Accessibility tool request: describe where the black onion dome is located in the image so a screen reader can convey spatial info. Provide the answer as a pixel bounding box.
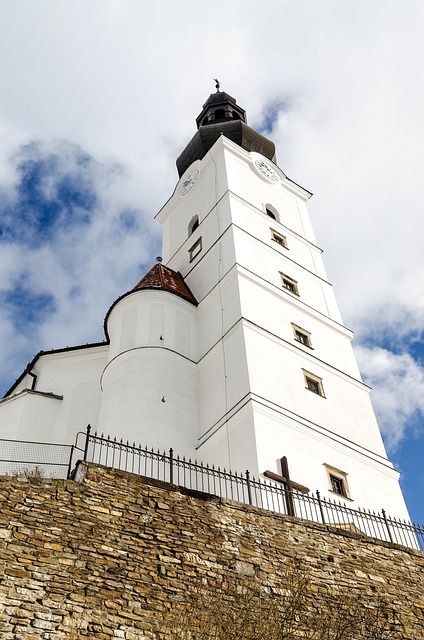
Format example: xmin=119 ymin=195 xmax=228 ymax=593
xmin=176 ymin=91 xmax=276 ymax=178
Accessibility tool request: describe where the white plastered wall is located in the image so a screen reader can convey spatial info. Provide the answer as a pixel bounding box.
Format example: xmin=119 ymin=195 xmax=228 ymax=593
xmin=99 ymin=289 xmax=199 ymax=456
xmin=0 ymin=346 xmax=108 ymax=445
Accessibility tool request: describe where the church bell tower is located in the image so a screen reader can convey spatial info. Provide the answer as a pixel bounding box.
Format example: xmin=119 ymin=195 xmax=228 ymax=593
xmin=154 ymin=88 xmax=409 ymax=519
xmin=2 ymin=87 xmax=409 ymax=522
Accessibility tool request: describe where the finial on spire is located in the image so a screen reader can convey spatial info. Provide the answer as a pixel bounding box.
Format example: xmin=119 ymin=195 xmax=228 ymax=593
xmin=213 ymin=78 xmax=221 ymax=92
xmin=156 ymin=256 xmax=162 ymax=263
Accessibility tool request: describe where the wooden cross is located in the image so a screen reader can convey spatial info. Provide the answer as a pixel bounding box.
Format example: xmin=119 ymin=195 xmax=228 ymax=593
xmin=264 ymin=456 xmax=309 ymax=517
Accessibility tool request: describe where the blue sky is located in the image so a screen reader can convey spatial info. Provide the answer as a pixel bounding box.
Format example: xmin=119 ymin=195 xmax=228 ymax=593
xmin=0 ymin=0 xmax=423 ymax=523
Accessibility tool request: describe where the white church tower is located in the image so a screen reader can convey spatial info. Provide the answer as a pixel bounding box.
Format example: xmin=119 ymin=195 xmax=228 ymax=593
xmin=0 ymin=88 xmax=410 ymax=520
xmin=151 ymin=89 xmax=409 ymax=518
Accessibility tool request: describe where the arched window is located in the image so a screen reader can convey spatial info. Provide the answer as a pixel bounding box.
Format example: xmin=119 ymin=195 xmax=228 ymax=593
xmin=188 ymin=215 xmax=200 ymax=236
xmin=214 ymin=109 xmax=225 ymax=121
xmin=265 ymin=204 xmax=279 ymax=223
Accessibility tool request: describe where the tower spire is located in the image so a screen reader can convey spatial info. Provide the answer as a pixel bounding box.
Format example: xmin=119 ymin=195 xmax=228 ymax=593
xmin=176 ymin=88 xmax=276 ymax=177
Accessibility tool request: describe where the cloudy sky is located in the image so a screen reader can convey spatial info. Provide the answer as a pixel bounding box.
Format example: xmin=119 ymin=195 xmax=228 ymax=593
xmin=0 ymin=0 xmax=423 ymax=522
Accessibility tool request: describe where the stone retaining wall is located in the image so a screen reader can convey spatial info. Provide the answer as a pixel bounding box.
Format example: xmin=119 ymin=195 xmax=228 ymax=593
xmin=0 ymin=463 xmax=423 ymax=638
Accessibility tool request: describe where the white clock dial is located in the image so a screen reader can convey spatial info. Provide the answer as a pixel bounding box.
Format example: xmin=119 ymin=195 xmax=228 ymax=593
xmin=181 ymin=169 xmax=200 ymax=196
xmin=254 ymin=159 xmax=279 ymax=182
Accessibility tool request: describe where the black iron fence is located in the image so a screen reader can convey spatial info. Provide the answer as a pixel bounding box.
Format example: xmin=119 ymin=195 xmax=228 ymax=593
xmin=1 ymin=428 xmax=423 ymax=552
xmin=77 ymin=428 xmax=424 ymax=552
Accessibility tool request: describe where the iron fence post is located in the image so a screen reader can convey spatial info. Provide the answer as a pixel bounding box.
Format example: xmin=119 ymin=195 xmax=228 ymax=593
xmin=169 ymin=448 xmax=174 ymax=485
xmin=83 ymin=424 xmax=91 ymax=461
xmin=382 ymin=509 xmax=394 ymax=543
xmin=245 ymin=470 xmax=253 ymax=505
xmin=67 ymin=445 xmax=75 ymax=479
xmin=316 ymin=490 xmax=326 ymax=524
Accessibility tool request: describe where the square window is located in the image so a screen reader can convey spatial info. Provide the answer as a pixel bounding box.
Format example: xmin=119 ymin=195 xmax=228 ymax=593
xmin=303 ymin=370 xmax=324 ymax=397
xmin=307 ymin=378 xmax=320 ymax=393
xmin=271 ymin=229 xmax=288 ymax=249
xmin=330 ymin=475 xmax=346 ymax=496
xmin=324 ymin=464 xmax=351 ymax=500
xmin=280 ymin=273 xmax=299 ymax=296
xmin=189 ymin=237 xmax=202 ymax=262
xmin=292 ymin=323 xmax=312 ymax=348
xmin=296 ymin=330 xmax=309 ymax=344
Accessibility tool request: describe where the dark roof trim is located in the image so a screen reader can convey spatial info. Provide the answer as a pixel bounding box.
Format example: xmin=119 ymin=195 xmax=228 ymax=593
xmin=1 ymin=389 xmax=64 ymax=404
xmin=3 ymin=342 xmax=108 ymax=399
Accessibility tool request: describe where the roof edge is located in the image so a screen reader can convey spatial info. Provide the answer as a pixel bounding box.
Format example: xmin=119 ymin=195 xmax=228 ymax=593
xmin=3 ymin=342 xmax=108 ymax=399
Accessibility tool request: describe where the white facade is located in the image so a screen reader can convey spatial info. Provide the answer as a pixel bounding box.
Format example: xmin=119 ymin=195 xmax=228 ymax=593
xmin=155 ymin=134 xmax=409 ymax=518
xmin=98 ymin=288 xmax=199 ymax=452
xmin=0 ymin=346 xmax=107 ymax=444
xmin=0 ymin=95 xmax=410 ymax=520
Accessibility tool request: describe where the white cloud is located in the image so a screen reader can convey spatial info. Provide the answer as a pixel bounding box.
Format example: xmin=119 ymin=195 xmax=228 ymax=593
xmin=0 ymin=138 xmax=161 ymax=393
xmin=355 ymin=345 xmax=424 ymax=451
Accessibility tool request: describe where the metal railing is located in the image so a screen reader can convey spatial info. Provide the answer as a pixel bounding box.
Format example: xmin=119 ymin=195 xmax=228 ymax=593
xmin=77 ymin=427 xmax=424 ymax=552
xmin=1 ymin=429 xmax=423 ymax=551
xmin=0 ymin=438 xmax=83 ymax=479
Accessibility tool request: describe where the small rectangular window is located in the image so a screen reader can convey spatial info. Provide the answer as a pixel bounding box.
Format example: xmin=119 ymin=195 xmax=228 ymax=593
xmin=280 ymin=273 xmax=299 ymax=296
xmin=324 ymin=464 xmax=351 ymax=500
xmin=330 ymin=475 xmax=345 ymax=496
xmin=303 ymin=370 xmax=325 ymax=397
xmin=292 ymin=323 xmax=312 ymax=348
xmin=189 ymin=237 xmax=202 ymax=262
xmin=271 ymin=229 xmax=288 ymax=249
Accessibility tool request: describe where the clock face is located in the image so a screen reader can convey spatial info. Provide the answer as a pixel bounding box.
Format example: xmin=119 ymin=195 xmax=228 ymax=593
xmin=181 ymin=169 xmax=200 ymax=196
xmin=254 ymin=159 xmax=279 ymax=182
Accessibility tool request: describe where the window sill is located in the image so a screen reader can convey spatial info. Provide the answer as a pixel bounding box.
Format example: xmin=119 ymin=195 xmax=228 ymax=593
xmin=294 ymin=339 xmax=314 ymax=350
xmin=304 ymin=387 xmax=326 ymax=398
xmin=329 ymin=490 xmax=353 ymax=502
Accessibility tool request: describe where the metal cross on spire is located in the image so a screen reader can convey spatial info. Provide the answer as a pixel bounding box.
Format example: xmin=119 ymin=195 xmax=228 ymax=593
xmin=213 ymin=78 xmax=221 ymax=91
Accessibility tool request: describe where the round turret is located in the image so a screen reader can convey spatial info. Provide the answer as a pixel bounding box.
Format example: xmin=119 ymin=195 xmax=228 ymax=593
xmin=98 ymin=263 xmax=199 ymax=454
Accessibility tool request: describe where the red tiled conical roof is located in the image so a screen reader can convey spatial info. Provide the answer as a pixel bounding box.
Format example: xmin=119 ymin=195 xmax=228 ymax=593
xmin=132 ymin=263 xmax=197 ymax=306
